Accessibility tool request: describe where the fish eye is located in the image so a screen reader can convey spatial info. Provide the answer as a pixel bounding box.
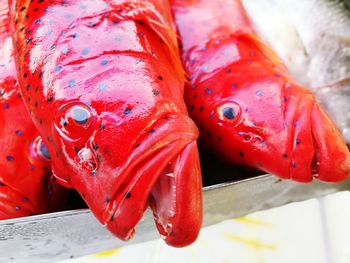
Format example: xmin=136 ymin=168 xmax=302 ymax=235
xmin=39 ymin=141 xmax=51 ymax=160
xmin=215 ymin=101 xmax=241 ymax=125
xmin=31 ymin=137 xmax=51 ymax=162
xmin=55 ymin=102 xmax=96 ymax=141
xmin=221 ymin=107 xmax=236 ymax=119
xmin=71 ymin=106 xmax=91 ymax=125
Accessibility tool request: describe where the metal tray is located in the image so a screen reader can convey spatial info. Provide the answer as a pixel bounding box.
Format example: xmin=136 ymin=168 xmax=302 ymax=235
xmin=0 ymin=174 xmax=349 ymax=263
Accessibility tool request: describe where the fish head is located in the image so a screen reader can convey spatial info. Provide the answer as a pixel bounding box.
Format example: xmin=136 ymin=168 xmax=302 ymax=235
xmin=187 ymin=34 xmax=350 ymax=183
xmin=49 ymin=83 xmax=202 ymax=246
xmin=11 ymin=0 xmax=202 ymax=245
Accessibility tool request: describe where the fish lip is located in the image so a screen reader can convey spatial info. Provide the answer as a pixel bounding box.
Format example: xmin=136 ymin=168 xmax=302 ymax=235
xmin=310 ymin=137 xmax=320 ymax=177
xmin=106 ymin=131 xmax=195 ymax=211
xmin=106 ymin=112 xmax=197 ymax=193
xmin=103 ymin=132 xmax=196 ymax=239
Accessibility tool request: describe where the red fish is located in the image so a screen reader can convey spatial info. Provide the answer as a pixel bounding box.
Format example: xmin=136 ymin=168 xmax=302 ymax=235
xmin=10 ymin=0 xmax=202 ymax=246
xmin=171 ymin=0 xmax=350 ymax=182
xmin=0 ymin=0 xmax=67 ymax=220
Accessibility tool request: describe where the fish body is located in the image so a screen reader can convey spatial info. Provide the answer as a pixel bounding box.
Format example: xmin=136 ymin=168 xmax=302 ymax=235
xmin=11 ymin=0 xmax=202 ymax=247
xmin=171 ymin=0 xmax=350 ymax=182
xmin=242 ymin=0 xmax=350 ymax=143
xmin=0 ymin=0 xmax=66 ymax=219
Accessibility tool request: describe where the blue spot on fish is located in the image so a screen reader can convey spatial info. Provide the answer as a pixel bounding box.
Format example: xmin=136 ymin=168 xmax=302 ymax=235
xmin=15 ymin=130 xmax=22 ymax=136
xmin=64 ymin=13 xmax=73 ymax=19
xmin=231 ymin=84 xmax=237 ymax=89
xmin=3 ymin=103 xmax=9 ymax=109
xmin=55 ymin=65 xmax=63 ymax=72
xmin=201 ymin=65 xmax=209 ymax=72
xmin=62 ymin=47 xmax=69 ymax=54
xmin=205 ymin=88 xmax=212 ymax=94
xmin=99 ymin=83 xmax=107 ymax=91
xmin=69 ymin=80 xmax=75 ymax=88
xmin=45 ymin=30 xmax=53 ymax=36
xmin=81 ymin=48 xmax=90 ymax=55
xmin=293 ymin=121 xmax=299 ymax=127
xmin=255 ymin=90 xmax=264 ymax=97
xmin=6 ymin=156 xmax=13 ymax=161
xmin=100 ymin=60 xmax=108 ymax=66
xmin=296 ymin=138 xmax=301 ymax=145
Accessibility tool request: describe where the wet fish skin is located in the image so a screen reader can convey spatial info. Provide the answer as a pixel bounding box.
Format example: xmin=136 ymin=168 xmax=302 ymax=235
xmin=10 ymin=0 xmax=202 ymax=247
xmin=242 ymin=0 xmax=350 ymax=143
xmin=0 ymin=0 xmax=67 ymax=219
xmin=171 ymin=0 xmax=350 ymax=183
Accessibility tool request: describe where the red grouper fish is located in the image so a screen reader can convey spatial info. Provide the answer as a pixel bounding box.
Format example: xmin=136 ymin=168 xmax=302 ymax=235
xmin=171 ymin=0 xmax=350 ymax=182
xmin=0 ymin=0 xmax=67 ymax=219
xmin=10 ymin=0 xmax=202 ymax=246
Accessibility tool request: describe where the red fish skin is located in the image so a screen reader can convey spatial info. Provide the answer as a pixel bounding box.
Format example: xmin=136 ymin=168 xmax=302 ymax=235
xmin=171 ymin=0 xmax=350 ymax=182
xmin=11 ymin=0 xmax=202 ymax=246
xmin=0 ymin=0 xmax=67 ymax=220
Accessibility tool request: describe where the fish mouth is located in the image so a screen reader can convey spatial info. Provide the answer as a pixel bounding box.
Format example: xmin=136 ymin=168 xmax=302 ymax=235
xmin=289 ymin=99 xmax=350 ymax=182
xmin=104 ymin=115 xmax=202 ymax=247
xmin=309 ymin=103 xmax=350 ymax=182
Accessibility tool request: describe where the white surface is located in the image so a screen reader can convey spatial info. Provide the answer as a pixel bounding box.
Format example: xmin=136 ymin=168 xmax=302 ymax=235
xmin=62 ymin=191 xmax=350 ymax=263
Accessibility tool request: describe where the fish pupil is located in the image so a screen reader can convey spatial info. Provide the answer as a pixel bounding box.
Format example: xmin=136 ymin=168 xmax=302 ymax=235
xmin=222 ymin=107 xmax=235 ymax=120
xmin=40 ymin=143 xmax=51 ymax=160
xmin=72 ymin=107 xmax=90 ymax=125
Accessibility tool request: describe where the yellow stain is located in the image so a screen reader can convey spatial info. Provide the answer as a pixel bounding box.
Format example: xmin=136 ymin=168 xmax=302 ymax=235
xmin=234 ymin=217 xmax=273 ymax=228
xmin=94 ymin=248 xmax=122 ymax=258
xmin=224 ymin=233 xmax=277 ymax=251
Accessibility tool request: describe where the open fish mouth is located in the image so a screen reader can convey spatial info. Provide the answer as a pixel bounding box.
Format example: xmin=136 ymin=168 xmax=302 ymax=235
xmin=104 ymin=115 xmax=202 ymax=247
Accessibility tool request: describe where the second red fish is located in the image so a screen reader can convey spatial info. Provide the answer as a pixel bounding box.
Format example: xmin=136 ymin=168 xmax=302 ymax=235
xmin=171 ymin=0 xmax=350 ymax=182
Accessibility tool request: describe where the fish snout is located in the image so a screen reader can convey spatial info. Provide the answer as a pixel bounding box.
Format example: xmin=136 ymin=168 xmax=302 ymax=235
xmin=104 ymin=114 xmax=202 ymax=246
xmin=149 ymin=140 xmax=203 ymax=247
xmin=310 ymin=103 xmax=350 ymax=182
xmin=286 ymin=88 xmax=350 ymax=182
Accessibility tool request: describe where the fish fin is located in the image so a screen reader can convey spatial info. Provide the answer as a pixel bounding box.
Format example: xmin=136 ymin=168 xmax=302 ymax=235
xmin=244 ymin=33 xmax=287 ymax=70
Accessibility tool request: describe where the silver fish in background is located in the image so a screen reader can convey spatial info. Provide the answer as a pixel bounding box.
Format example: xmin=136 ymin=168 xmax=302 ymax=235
xmin=242 ymin=0 xmax=350 ymax=143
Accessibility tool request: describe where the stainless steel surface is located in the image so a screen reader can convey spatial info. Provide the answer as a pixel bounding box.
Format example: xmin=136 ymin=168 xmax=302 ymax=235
xmin=0 ymin=174 xmax=349 ymax=262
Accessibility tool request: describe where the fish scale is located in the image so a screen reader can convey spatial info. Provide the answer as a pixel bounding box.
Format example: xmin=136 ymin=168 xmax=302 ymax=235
xmin=10 ymin=0 xmax=202 ymax=247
